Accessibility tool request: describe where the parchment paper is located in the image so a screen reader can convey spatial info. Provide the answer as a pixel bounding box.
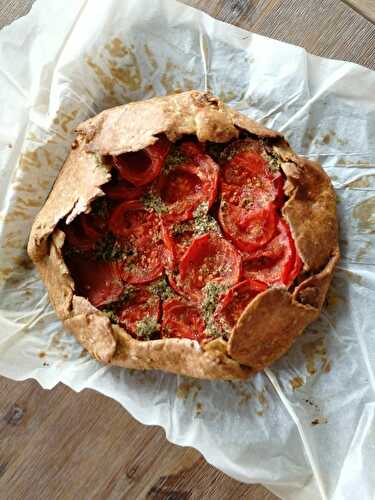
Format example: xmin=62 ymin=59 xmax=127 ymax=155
xmin=0 ymin=1 xmax=374 ymax=499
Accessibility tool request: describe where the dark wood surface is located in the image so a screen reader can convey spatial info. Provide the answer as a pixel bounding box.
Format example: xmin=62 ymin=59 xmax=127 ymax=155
xmin=0 ymin=1 xmax=374 ymax=499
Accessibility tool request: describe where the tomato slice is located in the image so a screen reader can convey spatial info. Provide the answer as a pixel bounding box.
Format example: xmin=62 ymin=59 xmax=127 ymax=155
xmin=103 ymin=178 xmax=146 ymax=201
xmin=156 ymin=141 xmax=219 ymax=222
xmin=66 ymin=255 xmax=123 ymax=307
xmin=214 ymin=278 xmax=267 ymax=331
xmin=64 ymin=211 xmax=106 ymax=252
xmin=108 ymin=200 xmax=158 ymax=243
xmin=242 ymin=218 xmax=299 ymax=286
xmin=108 ymin=201 xmax=165 ymax=284
xmin=161 ymin=298 xmax=206 ymax=342
xmin=113 ymin=135 xmax=171 ymax=186
xmin=117 ymin=286 xmax=161 ymax=337
xmin=116 ymin=243 xmax=164 ymax=285
xmin=179 ymin=233 xmax=242 ymax=299
xmin=220 ymin=139 xmax=284 ymax=209
xmin=161 ymin=219 xmax=196 ymax=271
xmin=219 ymin=201 xmax=277 ymax=252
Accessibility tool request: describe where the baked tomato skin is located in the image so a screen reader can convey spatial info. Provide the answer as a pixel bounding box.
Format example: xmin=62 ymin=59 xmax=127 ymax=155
xmin=108 ymin=200 xmax=158 ymax=243
xmin=108 ymin=200 xmax=165 ymax=284
xmin=241 ymin=218 xmax=301 ymax=286
xmin=214 ymin=278 xmax=267 ymax=330
xmin=117 ymin=286 xmax=161 ymax=337
xmin=178 ymin=232 xmax=242 ymax=300
xmin=220 ymin=139 xmax=284 ymax=209
xmin=113 ymin=135 xmax=171 ymax=186
xmin=64 ymin=210 xmax=107 ymax=252
xmin=218 ymin=200 xmax=277 ymax=253
xmin=161 ymin=298 xmax=206 ymax=342
xmin=156 ymin=141 xmax=219 ymax=223
xmin=103 ymin=179 xmax=146 ymax=201
xmin=161 ymin=219 xmax=196 ymax=271
xmin=66 ymin=255 xmax=123 ymax=308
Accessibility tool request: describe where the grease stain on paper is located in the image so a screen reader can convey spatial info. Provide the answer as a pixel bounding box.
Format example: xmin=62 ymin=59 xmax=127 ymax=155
xmin=161 ymin=61 xmax=195 ymax=94
xmin=227 ymin=380 xmax=252 ymax=406
xmin=255 ymin=389 xmax=268 ymax=417
xmin=302 ymin=338 xmax=330 ymax=375
xmin=311 ymin=416 xmax=328 ymax=426
xmin=176 ymin=380 xmax=202 ymax=401
xmin=346 ymin=175 xmax=375 ymax=189
xmin=290 ymin=376 xmax=304 ymax=390
xmin=353 ymin=197 xmax=375 ymax=233
xmin=195 ymin=401 xmax=203 ymax=417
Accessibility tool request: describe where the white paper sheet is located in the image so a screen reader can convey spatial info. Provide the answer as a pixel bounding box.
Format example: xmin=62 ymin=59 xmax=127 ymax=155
xmin=0 ymin=1 xmax=374 ymax=498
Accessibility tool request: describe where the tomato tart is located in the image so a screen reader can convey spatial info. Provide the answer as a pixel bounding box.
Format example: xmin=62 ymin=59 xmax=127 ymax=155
xmin=28 ymin=91 xmax=339 ymax=380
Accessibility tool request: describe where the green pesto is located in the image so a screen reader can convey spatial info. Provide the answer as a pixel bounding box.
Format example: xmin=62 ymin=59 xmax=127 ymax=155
xmin=201 ymin=282 xmax=227 ymax=324
xmin=148 ymin=276 xmax=175 ymax=300
xmin=135 ymin=316 xmax=160 ymax=339
xmin=101 ymin=308 xmax=119 ymax=324
xmin=94 ymin=233 xmax=126 ymax=261
xmin=163 ymin=144 xmax=188 ymax=174
xmin=142 ymin=191 xmax=168 ymax=214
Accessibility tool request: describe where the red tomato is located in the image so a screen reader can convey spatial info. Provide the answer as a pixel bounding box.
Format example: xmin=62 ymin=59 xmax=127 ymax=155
xmin=218 ymin=201 xmax=277 ymax=252
xmin=179 ymin=233 xmax=242 ymax=299
xmin=214 ymin=278 xmax=267 ymax=330
xmin=116 ymin=244 xmax=164 ymax=285
xmin=108 ymin=200 xmax=159 ymax=243
xmin=221 ymin=140 xmax=284 ymax=209
xmin=242 ymin=218 xmax=300 ymax=286
xmin=222 ymin=151 xmax=267 ymax=185
xmin=117 ymin=286 xmax=161 ymax=337
xmin=66 ymin=255 xmax=123 ymax=308
xmin=108 ymin=201 xmax=165 ymax=284
xmin=103 ymin=179 xmax=146 ymax=201
xmin=161 ymin=298 xmax=206 ymax=342
xmin=64 ymin=212 xmax=106 ymax=252
xmin=156 ymin=141 xmax=219 ymax=222
xmin=113 ymin=135 xmax=171 ymax=186
xmin=161 ymin=219 xmax=195 ymax=271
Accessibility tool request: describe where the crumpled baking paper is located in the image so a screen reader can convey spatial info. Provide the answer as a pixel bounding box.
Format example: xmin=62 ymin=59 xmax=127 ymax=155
xmin=0 ymin=1 xmax=374 ymax=499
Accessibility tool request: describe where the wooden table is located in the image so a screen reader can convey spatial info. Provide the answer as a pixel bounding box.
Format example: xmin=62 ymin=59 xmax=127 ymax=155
xmin=1 ymin=1 xmax=374 ymax=499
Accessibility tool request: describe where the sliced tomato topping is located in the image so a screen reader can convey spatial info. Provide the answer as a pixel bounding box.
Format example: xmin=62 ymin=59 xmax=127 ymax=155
xmin=64 ymin=210 xmax=107 ymax=252
xmin=113 ymin=135 xmax=171 ymax=186
xmin=117 ymin=286 xmax=161 ymax=337
xmin=109 ymin=201 xmax=165 ymax=284
xmin=214 ymin=278 xmax=267 ymax=330
xmin=220 ymin=139 xmax=284 ymax=209
xmin=108 ymin=200 xmax=158 ymax=243
xmin=156 ymin=141 xmax=219 ymax=222
xmin=116 ymin=243 xmax=164 ymax=285
xmin=161 ymin=219 xmax=195 ymax=271
xmin=241 ymin=218 xmax=301 ymax=286
xmin=161 ymin=298 xmax=206 ymax=342
xmin=103 ymin=178 xmax=146 ymax=201
xmin=179 ymin=233 xmax=241 ymax=299
xmin=219 ymin=201 xmax=277 ymax=252
xmin=66 ymin=255 xmax=123 ymax=307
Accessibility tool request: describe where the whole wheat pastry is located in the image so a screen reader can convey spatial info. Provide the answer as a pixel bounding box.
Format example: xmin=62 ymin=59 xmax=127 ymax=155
xmin=28 ymin=91 xmax=339 ymax=380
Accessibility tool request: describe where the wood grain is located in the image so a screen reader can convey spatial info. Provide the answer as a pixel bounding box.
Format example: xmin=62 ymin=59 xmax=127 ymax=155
xmin=343 ymin=0 xmax=375 ymax=23
xmin=0 ymin=1 xmax=374 ymax=499
xmin=184 ymin=0 xmax=375 ymax=70
xmin=0 ymin=377 xmax=276 ymax=500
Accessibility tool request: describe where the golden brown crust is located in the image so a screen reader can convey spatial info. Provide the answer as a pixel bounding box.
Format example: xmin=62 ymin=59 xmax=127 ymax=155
xmin=281 ymin=158 xmax=338 ymax=272
xmin=28 ymin=90 xmax=339 ymax=379
xmin=27 ymin=139 xmax=111 ymax=262
xmin=228 ymin=288 xmax=319 ymax=371
xmin=111 ymin=326 xmax=251 ymax=380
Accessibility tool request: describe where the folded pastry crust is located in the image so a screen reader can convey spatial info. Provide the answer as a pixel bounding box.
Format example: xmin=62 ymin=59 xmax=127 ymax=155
xmin=28 ymin=91 xmax=339 ymax=380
